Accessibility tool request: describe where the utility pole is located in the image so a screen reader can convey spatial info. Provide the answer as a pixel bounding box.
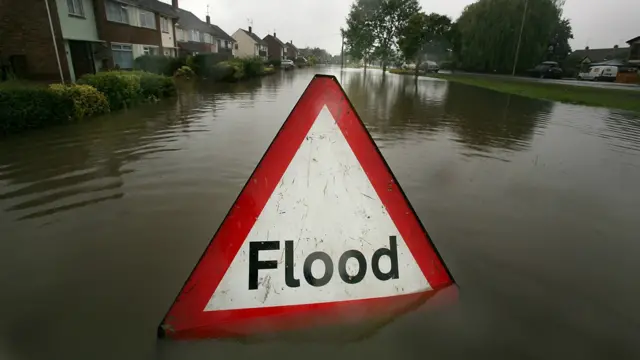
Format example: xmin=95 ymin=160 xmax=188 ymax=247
xmin=44 ymin=0 xmax=64 ymax=83
xmin=341 ymin=31 xmax=345 ymax=69
xmin=512 ymin=0 xmax=529 ymax=76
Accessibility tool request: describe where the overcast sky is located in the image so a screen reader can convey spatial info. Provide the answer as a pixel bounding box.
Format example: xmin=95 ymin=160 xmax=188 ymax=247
xmin=172 ymin=0 xmax=638 ymax=55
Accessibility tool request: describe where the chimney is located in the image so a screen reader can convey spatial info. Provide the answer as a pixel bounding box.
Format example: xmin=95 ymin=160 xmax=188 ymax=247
xmin=171 ymin=0 xmax=178 ymax=9
xmin=249 ymin=26 xmax=252 ymax=33
xmin=274 ymin=32 xmax=276 ymax=38
xmin=585 ymin=46 xmax=589 ymax=50
xmin=206 ymin=15 xmax=210 ymax=24
xmin=614 ymin=44 xmax=619 ymax=49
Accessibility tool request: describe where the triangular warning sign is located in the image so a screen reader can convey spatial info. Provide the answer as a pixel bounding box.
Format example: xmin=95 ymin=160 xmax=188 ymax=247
xmin=159 ymin=75 xmax=455 ymax=340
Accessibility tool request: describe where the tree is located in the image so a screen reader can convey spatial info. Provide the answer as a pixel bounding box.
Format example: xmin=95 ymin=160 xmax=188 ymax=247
xmin=399 ymin=12 xmax=453 ymax=80
xmin=344 ymin=1 xmax=376 ymax=70
xmin=372 ymin=0 xmax=421 ymax=73
xmin=344 ymin=0 xmax=420 ymax=73
xmin=453 ymin=0 xmax=568 ymax=73
xmin=548 ymin=18 xmax=573 ymax=62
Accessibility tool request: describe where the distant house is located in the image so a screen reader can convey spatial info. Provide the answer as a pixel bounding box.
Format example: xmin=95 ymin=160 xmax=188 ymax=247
xmin=570 ymin=46 xmax=630 ymax=71
xmin=263 ymin=33 xmax=285 ymax=61
xmin=175 ymin=8 xmax=235 ymax=57
xmin=627 ymin=36 xmax=640 ymax=64
xmin=285 ymin=41 xmax=298 ymax=60
xmin=232 ymin=27 xmax=268 ymax=60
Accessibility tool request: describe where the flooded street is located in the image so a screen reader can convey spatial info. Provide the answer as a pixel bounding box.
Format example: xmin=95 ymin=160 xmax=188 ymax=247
xmin=1 ymin=67 xmax=640 ymax=359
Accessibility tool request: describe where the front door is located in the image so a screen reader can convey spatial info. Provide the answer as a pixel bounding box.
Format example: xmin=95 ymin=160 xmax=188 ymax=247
xmin=69 ymin=41 xmax=94 ymax=80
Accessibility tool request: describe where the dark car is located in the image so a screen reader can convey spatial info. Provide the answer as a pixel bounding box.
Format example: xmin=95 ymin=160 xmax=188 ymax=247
xmin=527 ymin=61 xmax=563 ymax=79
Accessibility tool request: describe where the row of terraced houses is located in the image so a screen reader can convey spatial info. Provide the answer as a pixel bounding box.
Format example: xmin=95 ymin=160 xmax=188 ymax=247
xmin=0 ymin=0 xmax=301 ymax=82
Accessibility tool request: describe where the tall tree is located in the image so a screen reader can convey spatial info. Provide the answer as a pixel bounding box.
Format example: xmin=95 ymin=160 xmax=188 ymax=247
xmin=399 ymin=12 xmax=452 ymax=80
xmin=372 ymin=0 xmax=421 ymax=73
xmin=454 ymin=0 xmax=567 ymax=73
xmin=344 ymin=0 xmax=420 ymax=73
xmin=344 ymin=1 xmax=376 ymax=70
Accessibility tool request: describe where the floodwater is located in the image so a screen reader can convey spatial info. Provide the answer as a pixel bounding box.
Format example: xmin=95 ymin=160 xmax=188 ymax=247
xmin=1 ymin=67 xmax=640 ymax=359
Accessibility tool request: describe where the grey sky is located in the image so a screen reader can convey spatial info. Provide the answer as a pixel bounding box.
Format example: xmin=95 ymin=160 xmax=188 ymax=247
xmin=174 ymin=0 xmax=639 ymax=55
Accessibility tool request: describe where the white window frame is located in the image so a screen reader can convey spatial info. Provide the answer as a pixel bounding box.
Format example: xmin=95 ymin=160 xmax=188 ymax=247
xmin=139 ymin=10 xmax=156 ymax=30
xmin=105 ymin=0 xmax=128 ymax=24
xmin=67 ymin=0 xmax=84 ymax=17
xmin=142 ymin=46 xmax=158 ymax=56
xmin=161 ymin=17 xmax=169 ymax=33
xmin=111 ymin=43 xmax=134 ymax=69
xmin=190 ymin=30 xmax=200 ymax=42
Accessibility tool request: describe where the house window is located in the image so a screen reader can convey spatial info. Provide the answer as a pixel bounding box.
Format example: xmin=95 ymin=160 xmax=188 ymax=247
xmin=105 ymin=0 xmax=128 ymax=24
xmin=111 ymin=44 xmax=133 ymax=69
xmin=234 ymin=43 xmax=238 ymax=50
xmin=161 ymin=17 xmax=169 ymax=33
xmin=139 ymin=10 xmax=156 ymax=29
xmin=143 ymin=46 xmax=158 ymax=55
xmin=190 ymin=30 xmax=200 ymax=42
xmin=224 ymin=40 xmax=228 ymax=48
xmin=67 ymin=0 xmax=84 ymax=16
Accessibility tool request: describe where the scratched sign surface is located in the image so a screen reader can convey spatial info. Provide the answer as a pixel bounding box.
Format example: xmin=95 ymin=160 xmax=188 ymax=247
xmin=159 ymin=75 xmax=454 ymax=340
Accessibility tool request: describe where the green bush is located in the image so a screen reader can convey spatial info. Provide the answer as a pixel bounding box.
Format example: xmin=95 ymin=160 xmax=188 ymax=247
xmin=49 ymin=84 xmax=110 ymax=120
xmin=78 ymin=71 xmax=142 ymax=110
xmin=267 ymin=59 xmax=282 ymax=68
xmin=240 ymin=57 xmax=264 ymax=77
xmin=134 ymin=55 xmax=187 ymax=76
xmin=78 ymin=71 xmax=175 ymax=110
xmin=0 ymin=85 xmax=75 ymax=135
xmin=139 ymin=72 xmax=176 ymax=99
xmin=192 ymin=53 xmax=234 ymax=77
xmin=174 ymin=65 xmax=195 ymax=79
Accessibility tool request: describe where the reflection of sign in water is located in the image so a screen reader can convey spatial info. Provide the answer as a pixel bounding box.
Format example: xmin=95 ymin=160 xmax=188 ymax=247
xmin=158 ymin=75 xmax=455 ymax=340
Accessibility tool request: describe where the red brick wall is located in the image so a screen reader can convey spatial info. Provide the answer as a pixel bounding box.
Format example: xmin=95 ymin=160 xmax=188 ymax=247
xmin=93 ymin=0 xmax=162 ymax=59
xmin=0 ymin=0 xmax=71 ymax=81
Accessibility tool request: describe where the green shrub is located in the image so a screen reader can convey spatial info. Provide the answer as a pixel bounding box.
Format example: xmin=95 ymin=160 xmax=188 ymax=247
xmin=139 ymin=72 xmax=176 ymax=99
xmin=134 ymin=55 xmax=187 ymax=76
xmin=267 ymin=59 xmax=282 ymax=68
xmin=192 ymin=53 xmax=234 ymax=77
xmin=263 ymin=66 xmax=275 ymax=75
xmin=240 ymin=57 xmax=264 ymax=77
xmin=0 ymin=85 xmax=75 ymax=135
xmin=49 ymin=84 xmax=110 ymax=120
xmin=78 ymin=71 xmax=175 ymax=110
xmin=78 ymin=71 xmax=142 ymax=110
xmin=174 ymin=65 xmax=195 ymax=79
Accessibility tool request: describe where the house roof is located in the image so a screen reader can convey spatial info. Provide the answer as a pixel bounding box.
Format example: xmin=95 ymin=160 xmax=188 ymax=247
xmin=571 ymin=47 xmax=630 ymax=63
xmin=285 ymin=42 xmax=298 ymax=51
xmin=209 ymin=24 xmax=234 ymax=43
xmin=120 ymin=0 xmax=178 ymax=18
xmin=175 ymin=9 xmax=233 ymax=41
xmin=176 ymin=9 xmax=211 ymax=33
xmin=239 ymin=29 xmax=267 ymax=45
xmin=264 ymin=34 xmax=285 ymax=47
xmin=627 ymin=36 xmax=640 ymax=44
xmin=590 ymin=59 xmax=627 ymax=67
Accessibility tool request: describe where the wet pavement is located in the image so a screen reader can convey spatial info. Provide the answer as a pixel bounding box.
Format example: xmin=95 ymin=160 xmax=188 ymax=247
xmin=1 ymin=67 xmax=640 ymax=359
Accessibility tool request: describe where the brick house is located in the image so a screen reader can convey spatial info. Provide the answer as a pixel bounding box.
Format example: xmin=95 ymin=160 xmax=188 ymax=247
xmin=174 ymin=8 xmax=235 ymax=57
xmin=93 ymin=0 xmax=179 ymax=70
xmin=285 ymin=41 xmax=298 ymax=61
xmin=0 ymin=0 xmax=71 ymax=81
xmin=263 ymin=33 xmax=285 ymax=61
xmin=0 ymin=0 xmax=179 ymax=81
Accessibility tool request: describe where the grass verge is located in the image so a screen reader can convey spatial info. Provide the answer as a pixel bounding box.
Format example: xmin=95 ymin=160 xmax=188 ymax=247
xmin=425 ymin=73 xmax=640 ymax=113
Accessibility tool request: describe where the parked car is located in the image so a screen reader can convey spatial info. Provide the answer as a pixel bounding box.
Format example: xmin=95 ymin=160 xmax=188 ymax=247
xmin=281 ymin=59 xmax=295 ymax=70
xmin=578 ymin=66 xmax=618 ymax=82
xmin=527 ymin=61 xmax=563 ymax=79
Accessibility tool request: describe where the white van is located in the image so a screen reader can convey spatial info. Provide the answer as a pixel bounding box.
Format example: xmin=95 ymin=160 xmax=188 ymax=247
xmin=578 ymin=66 xmax=618 ymax=81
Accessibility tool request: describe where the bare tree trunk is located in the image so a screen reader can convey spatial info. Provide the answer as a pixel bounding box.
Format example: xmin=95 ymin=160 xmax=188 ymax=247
xmin=364 ymin=56 xmax=367 ymax=72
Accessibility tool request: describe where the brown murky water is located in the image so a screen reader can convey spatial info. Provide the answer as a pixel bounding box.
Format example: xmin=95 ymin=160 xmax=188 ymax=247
xmin=1 ymin=67 xmax=640 ymax=359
